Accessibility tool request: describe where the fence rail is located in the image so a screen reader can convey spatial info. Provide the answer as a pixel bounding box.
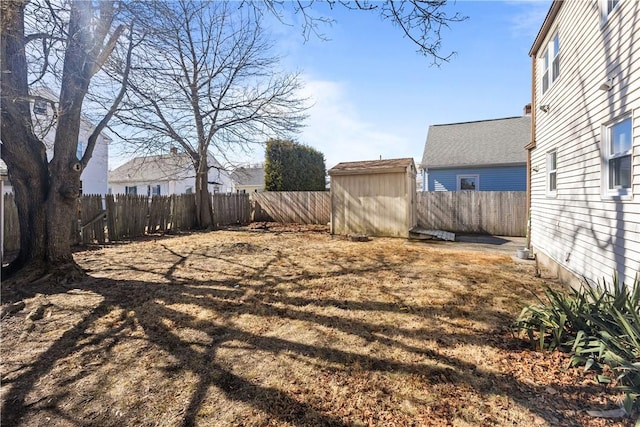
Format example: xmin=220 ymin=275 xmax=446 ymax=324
xmin=416 ymin=191 xmax=526 ymax=237
xmin=3 ymin=190 xmax=525 ymax=255
xmin=251 ymin=191 xmax=330 ymax=225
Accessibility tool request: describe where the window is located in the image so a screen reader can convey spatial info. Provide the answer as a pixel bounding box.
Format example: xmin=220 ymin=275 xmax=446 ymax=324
xmin=76 ymin=141 xmax=83 ymax=160
xmin=603 ymin=116 xmax=632 ymax=196
xmin=601 ymin=0 xmax=620 ymax=22
xmin=125 ymin=186 xmax=137 ymax=195
xmin=33 ymin=99 xmax=47 ymax=115
xmin=148 ymin=184 xmax=161 ymax=196
xmin=606 ymin=0 xmax=620 ymax=14
xmin=185 ymin=186 xmax=193 ymax=194
xmin=547 ymin=150 xmax=557 ymax=195
xmin=541 ymin=32 xmax=560 ymax=94
xmin=457 ymin=174 xmax=479 ymax=191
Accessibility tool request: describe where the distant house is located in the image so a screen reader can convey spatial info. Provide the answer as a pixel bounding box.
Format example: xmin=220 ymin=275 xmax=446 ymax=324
xmin=109 ymin=148 xmax=232 ymax=196
xmin=527 ymin=0 xmax=639 ymax=286
xmin=420 ymin=115 xmax=530 ymax=192
xmin=230 ymin=166 xmax=264 ymax=193
xmin=3 ymin=86 xmax=111 ymax=195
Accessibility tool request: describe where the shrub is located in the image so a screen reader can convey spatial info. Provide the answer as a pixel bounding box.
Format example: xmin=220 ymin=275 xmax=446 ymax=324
xmin=515 ymin=274 xmax=640 ymax=414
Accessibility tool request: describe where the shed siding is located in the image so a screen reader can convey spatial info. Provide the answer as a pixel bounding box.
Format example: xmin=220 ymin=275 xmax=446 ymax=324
xmin=428 ymin=166 xmax=526 ymax=191
xmin=331 ymin=172 xmax=412 ymax=238
xmin=530 ymin=0 xmax=640 ymax=286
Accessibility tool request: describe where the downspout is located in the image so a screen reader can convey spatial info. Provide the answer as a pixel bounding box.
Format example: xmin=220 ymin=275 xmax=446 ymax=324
xmin=423 ymin=168 xmax=428 ymax=192
xmin=525 ymin=54 xmax=537 ymax=249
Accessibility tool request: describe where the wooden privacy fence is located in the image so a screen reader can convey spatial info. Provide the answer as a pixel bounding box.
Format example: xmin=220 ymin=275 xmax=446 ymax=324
xmin=2 ymin=193 xmax=230 ymax=250
xmin=251 ymin=191 xmax=330 ymax=224
xmin=212 ymin=193 xmax=251 ymax=227
xmin=416 ymin=191 xmax=527 ymax=237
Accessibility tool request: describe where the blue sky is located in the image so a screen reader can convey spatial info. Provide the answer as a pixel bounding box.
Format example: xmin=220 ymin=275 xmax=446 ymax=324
xmin=236 ymin=0 xmax=552 ymax=170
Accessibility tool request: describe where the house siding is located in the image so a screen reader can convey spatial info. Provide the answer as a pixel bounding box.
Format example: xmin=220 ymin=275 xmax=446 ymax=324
xmin=108 ymin=154 xmax=233 ymax=195
xmin=78 ymin=133 xmax=109 ymax=196
xmin=427 ymin=166 xmax=526 ymax=191
xmin=530 ymin=0 xmax=640 ymax=286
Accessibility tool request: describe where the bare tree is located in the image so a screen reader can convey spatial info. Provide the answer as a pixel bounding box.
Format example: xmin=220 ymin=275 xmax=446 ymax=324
xmin=1 ymin=0 xmax=463 ymax=279
xmin=1 ymin=0 xmax=131 ymax=277
xmin=258 ymin=0 xmax=466 ymax=65
xmin=113 ymin=0 xmax=308 ymax=228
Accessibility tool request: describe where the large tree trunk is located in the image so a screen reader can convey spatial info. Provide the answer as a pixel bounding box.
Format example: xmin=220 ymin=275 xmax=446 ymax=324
xmin=1 ymin=0 xmax=112 ymax=278
xmin=1 ymin=0 xmax=49 ymax=275
xmin=45 ymin=0 xmax=91 ymax=264
xmin=195 ymin=156 xmax=214 ymax=229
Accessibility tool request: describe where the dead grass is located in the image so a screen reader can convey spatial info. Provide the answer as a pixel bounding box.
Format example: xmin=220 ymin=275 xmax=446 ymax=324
xmin=1 ymin=227 xmax=634 ymax=426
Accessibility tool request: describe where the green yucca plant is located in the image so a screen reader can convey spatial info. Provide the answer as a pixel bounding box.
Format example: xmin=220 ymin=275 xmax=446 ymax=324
xmin=515 ymin=273 xmax=640 ymax=413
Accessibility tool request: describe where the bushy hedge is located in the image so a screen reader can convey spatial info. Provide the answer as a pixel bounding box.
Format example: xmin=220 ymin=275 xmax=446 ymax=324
xmin=515 ymin=274 xmax=640 ymax=415
xmin=264 ymin=139 xmax=326 ymax=191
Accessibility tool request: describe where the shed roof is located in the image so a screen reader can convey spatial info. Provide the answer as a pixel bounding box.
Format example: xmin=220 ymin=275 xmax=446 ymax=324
xmin=328 ymin=158 xmax=415 ymax=176
xmin=420 ymin=116 xmax=530 ymax=169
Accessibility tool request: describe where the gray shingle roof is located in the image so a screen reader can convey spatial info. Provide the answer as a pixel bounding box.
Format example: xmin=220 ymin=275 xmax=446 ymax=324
xmin=230 ymin=166 xmax=264 ymax=186
xmin=329 ymin=158 xmax=415 ymax=176
xmin=420 ymin=116 xmax=530 ymax=169
xmin=109 ymin=153 xmax=195 ymax=183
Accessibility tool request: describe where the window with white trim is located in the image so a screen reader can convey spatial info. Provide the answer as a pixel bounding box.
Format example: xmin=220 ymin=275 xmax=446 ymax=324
xmin=547 ymin=150 xmax=557 ymax=195
xmin=541 ymin=32 xmax=560 ymax=94
xmin=456 ymin=174 xmax=479 ymax=191
xmin=600 ymin=0 xmax=620 ymax=23
xmin=603 ymin=116 xmax=632 ymax=196
xmin=125 ymin=186 xmax=137 ymax=195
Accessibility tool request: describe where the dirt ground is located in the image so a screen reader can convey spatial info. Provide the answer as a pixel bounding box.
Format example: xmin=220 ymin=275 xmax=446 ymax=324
xmin=1 ymin=225 xmax=635 ymax=426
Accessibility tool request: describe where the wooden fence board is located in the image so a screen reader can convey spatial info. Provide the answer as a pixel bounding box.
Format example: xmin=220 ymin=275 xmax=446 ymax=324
xmin=416 ymin=191 xmax=526 ymax=237
xmin=80 ymin=194 xmax=106 ymax=244
xmin=212 ymin=193 xmax=251 ymax=227
xmin=251 ymin=192 xmax=330 ymax=225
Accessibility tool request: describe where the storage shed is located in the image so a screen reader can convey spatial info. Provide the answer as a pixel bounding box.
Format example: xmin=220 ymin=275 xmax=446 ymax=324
xmin=328 ymin=158 xmax=417 ymax=238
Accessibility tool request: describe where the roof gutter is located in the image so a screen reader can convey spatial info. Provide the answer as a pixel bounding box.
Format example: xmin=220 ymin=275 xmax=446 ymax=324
xmin=423 ymin=162 xmax=527 ymax=170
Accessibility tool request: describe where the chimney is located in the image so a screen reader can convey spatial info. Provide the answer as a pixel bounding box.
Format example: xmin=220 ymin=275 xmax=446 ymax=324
xmin=170 ymin=146 xmax=177 ymax=155
xmin=523 ymin=103 xmax=532 ymax=116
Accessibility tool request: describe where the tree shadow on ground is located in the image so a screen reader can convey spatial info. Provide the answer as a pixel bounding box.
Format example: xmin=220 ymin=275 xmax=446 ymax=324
xmin=0 ymin=234 xmax=619 ymax=426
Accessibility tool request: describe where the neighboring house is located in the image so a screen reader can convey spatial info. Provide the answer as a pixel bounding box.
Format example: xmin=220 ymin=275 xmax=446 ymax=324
xmin=528 ymin=0 xmax=639 ymax=286
xmin=420 ymin=115 xmax=530 ymax=192
xmin=3 ymin=86 xmax=111 ymax=195
xmin=230 ymin=165 xmax=265 ymax=193
xmin=109 ymin=148 xmax=232 ymax=196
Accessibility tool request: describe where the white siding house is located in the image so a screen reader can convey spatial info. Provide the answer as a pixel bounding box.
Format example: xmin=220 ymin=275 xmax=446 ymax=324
xmin=528 ymin=0 xmax=639 ymax=286
xmin=109 ymin=149 xmax=232 ymax=196
xmin=6 ymin=87 xmax=111 ymax=195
